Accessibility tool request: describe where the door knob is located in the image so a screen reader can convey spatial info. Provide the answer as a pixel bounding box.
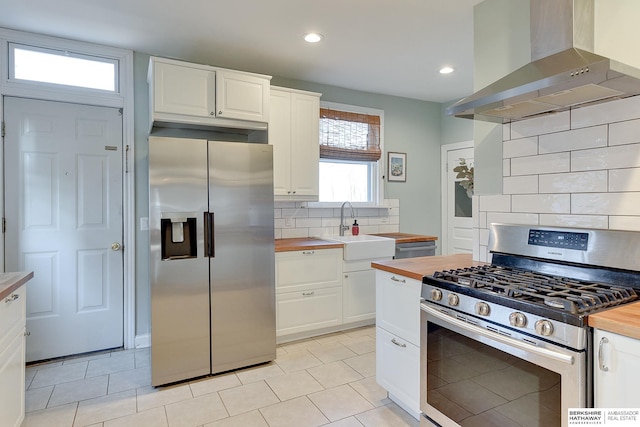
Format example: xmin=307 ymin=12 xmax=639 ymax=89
xmin=111 ymin=242 xmax=122 ymax=251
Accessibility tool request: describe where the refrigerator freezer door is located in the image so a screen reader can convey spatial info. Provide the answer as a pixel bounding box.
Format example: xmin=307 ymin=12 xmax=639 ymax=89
xmin=150 ymin=137 xmax=211 ymax=386
xmin=208 ymin=141 xmax=276 ymax=373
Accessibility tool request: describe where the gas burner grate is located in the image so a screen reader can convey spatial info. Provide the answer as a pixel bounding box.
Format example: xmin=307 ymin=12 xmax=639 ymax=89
xmin=431 ymin=265 xmax=637 ymax=314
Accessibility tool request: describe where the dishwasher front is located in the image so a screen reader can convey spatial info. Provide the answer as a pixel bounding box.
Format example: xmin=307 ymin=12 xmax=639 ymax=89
xmin=394 ymin=240 xmax=436 ymax=259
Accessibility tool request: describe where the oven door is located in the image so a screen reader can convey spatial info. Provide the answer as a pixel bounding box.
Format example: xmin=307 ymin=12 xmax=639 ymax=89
xmin=420 ymin=303 xmax=587 ymax=427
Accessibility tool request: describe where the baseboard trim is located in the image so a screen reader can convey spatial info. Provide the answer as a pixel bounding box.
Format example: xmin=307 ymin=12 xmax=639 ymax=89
xmin=134 ymin=333 xmax=150 ymax=349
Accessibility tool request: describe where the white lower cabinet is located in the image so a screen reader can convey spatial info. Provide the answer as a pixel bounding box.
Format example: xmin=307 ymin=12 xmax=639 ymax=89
xmin=276 ymin=287 xmax=343 ymax=336
xmin=594 ymin=328 xmax=640 ymax=407
xmin=343 ymin=268 xmax=376 ymax=324
xmin=375 ymin=269 xmax=421 ymax=419
xmin=0 ymin=286 xmax=26 ymax=427
xmin=376 ymin=327 xmax=420 ymax=417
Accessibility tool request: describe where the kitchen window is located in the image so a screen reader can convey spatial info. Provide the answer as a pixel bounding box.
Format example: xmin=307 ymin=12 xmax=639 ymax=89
xmin=318 ymin=102 xmax=383 ymax=204
xmin=9 ymin=43 xmax=118 ymax=92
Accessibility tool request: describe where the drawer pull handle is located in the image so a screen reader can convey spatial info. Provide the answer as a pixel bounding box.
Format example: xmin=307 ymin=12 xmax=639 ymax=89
xmin=302 ymin=251 xmax=315 ymax=255
xmin=5 ymin=293 xmax=19 ymax=303
xmin=598 ymin=337 xmax=609 ymax=372
xmin=391 ymin=338 xmax=406 ymax=348
xmin=302 ymin=291 xmax=315 ymax=296
xmin=390 ymin=276 xmax=406 ymax=283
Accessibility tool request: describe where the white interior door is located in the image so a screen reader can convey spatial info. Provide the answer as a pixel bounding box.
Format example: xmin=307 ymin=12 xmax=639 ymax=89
xmin=441 ymin=143 xmax=474 ymax=255
xmin=4 ymin=97 xmax=124 ymax=362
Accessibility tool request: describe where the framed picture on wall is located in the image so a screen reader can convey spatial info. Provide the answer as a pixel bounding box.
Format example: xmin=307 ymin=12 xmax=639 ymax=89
xmin=388 ymin=152 xmax=406 ymax=182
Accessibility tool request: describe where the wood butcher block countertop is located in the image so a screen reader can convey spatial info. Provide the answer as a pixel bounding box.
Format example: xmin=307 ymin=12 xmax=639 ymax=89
xmin=588 ymin=301 xmax=640 ymax=340
xmin=0 ymin=271 xmax=34 ymax=301
xmin=275 ymin=238 xmax=344 ymax=252
xmin=372 ymin=232 xmax=437 ymax=243
xmin=371 ymin=253 xmax=486 ymax=281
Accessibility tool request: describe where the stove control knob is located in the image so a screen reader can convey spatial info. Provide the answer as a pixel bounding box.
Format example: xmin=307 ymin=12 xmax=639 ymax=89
xmin=535 ymin=320 xmax=554 ymax=336
xmin=447 ymin=293 xmax=460 ymax=306
xmin=430 ymin=289 xmax=443 ymax=301
xmin=475 ymin=302 xmax=491 ymax=316
xmin=509 ymin=312 xmax=527 ymax=328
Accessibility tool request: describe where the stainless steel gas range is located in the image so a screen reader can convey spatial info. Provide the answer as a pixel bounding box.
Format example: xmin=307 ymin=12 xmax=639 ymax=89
xmin=419 ymin=223 xmax=640 ymax=427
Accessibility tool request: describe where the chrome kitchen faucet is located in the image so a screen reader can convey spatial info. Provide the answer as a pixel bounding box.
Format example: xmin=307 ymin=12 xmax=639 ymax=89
xmin=340 ymin=201 xmax=355 ymax=236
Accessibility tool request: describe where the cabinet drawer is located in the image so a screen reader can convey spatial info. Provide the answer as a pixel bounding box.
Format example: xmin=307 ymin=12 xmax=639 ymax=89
xmin=276 ymin=287 xmax=342 ymax=336
xmin=276 ymin=249 xmax=342 ymax=293
xmin=0 ymin=287 xmax=26 ymax=351
xmin=375 ymin=270 xmax=421 ymax=345
xmin=376 ymin=327 xmax=420 ymax=416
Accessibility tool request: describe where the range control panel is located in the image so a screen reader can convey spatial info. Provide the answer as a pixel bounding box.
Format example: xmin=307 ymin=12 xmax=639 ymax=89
xmin=528 ymin=229 xmax=589 ymax=251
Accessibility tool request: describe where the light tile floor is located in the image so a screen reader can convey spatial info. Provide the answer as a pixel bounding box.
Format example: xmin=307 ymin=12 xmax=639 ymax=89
xmin=22 ymin=326 xmax=419 ymax=427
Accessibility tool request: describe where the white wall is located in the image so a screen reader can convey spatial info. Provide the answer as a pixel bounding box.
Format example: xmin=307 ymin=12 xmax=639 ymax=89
xmin=475 ymin=95 xmax=640 ymax=261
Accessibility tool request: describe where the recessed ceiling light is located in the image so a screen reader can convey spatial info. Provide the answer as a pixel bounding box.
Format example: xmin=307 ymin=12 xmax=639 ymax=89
xmin=439 ymin=66 xmax=454 ymax=74
xmin=304 ymin=33 xmax=323 ymax=43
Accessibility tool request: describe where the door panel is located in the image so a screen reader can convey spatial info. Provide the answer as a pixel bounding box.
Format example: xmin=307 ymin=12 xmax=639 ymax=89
xmin=446 ymin=147 xmax=474 ymax=254
xmin=4 ymin=97 xmax=124 ymax=362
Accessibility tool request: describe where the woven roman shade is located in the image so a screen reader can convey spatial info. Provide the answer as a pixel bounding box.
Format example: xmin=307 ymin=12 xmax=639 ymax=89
xmin=319 ymin=108 xmax=381 ymax=161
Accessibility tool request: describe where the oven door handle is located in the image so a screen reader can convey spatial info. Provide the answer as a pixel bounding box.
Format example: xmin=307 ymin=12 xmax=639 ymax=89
xmin=423 ymin=305 xmax=575 ymax=366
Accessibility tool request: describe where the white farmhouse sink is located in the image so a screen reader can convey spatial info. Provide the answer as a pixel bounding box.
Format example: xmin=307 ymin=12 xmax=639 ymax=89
xmin=326 ymin=234 xmax=395 ymax=261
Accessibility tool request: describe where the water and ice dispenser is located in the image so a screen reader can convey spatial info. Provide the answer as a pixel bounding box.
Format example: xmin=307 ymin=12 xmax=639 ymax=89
xmin=160 ymin=215 xmax=197 ymax=260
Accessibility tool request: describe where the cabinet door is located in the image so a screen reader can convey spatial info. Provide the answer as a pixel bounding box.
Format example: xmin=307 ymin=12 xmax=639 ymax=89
xmin=269 ymin=90 xmax=292 ymax=196
xmin=216 ymin=70 xmax=269 ymax=122
xmin=376 ymin=327 xmax=420 ymax=417
xmin=375 ymin=270 xmax=421 ymax=345
xmin=344 ymin=269 xmax=376 ymax=323
xmin=0 ymin=331 xmax=25 ymax=427
xmin=594 ymin=329 xmax=640 ymax=407
xmin=275 ymin=249 xmax=342 ymax=294
xmin=277 ymin=287 xmax=342 ymax=336
xmin=289 ymin=92 xmax=319 ymax=197
xmin=153 ymin=61 xmax=215 ymax=117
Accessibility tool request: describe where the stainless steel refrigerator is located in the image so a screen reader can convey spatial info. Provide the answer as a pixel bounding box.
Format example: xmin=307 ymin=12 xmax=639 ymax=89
xmin=149 ymin=136 xmax=275 ymax=386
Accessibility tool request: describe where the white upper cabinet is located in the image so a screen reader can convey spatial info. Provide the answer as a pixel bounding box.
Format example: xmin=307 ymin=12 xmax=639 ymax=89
xmin=216 ymin=70 xmax=269 ymax=122
xmin=148 ymin=57 xmax=270 ymax=130
xmin=270 ymin=86 xmax=321 ymax=200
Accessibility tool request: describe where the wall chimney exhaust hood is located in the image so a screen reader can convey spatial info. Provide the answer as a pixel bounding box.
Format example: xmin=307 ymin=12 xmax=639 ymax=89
xmin=447 ymin=0 xmax=640 ymax=123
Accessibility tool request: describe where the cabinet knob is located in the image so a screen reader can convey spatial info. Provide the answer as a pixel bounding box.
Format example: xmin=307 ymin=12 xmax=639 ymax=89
xmin=210 ymin=111 xmax=215 ymax=116
xmin=218 ymin=110 xmax=222 ymax=115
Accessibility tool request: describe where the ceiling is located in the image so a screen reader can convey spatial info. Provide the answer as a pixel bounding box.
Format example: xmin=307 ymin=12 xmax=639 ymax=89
xmin=0 ymin=0 xmax=484 ymax=103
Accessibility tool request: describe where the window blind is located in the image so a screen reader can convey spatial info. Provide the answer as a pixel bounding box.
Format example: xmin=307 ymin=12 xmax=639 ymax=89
xmin=319 ymin=108 xmax=381 ymax=161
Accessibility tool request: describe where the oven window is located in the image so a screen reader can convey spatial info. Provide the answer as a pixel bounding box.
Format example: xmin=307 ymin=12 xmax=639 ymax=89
xmin=426 ymin=322 xmax=561 ymax=426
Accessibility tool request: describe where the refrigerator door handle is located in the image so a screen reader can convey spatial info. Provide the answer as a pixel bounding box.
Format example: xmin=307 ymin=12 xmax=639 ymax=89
xmin=204 ymin=212 xmax=215 ymax=258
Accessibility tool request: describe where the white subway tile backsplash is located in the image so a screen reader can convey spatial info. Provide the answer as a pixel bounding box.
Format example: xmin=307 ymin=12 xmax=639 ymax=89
xmin=479 ymin=212 xmax=487 ymax=229
xmin=478 ymin=195 xmax=511 ymax=212
xmin=282 ymin=208 xmax=308 ymax=218
xmin=512 ymin=194 xmax=570 ymax=214
xmin=511 ymin=152 xmax=570 ymax=175
xmin=539 ymin=171 xmax=607 ymax=194
xmin=479 ymin=228 xmax=490 ymax=246
xmin=572 ymin=193 xmax=640 ymax=216
xmin=294 ymin=218 xmax=322 ymax=228
xmin=378 ymin=224 xmax=401 ymax=233
xmin=503 ymin=175 xmax=538 ymax=194
xmin=571 ymin=144 xmax=640 ymax=171
xmin=486 ymin=212 xmax=538 ymax=226
xmin=511 ymin=111 xmax=570 ymax=138
xmin=609 ymin=119 xmax=640 ymax=146
xmin=281 ymin=228 xmax=310 ymax=239
xmin=308 ymin=208 xmax=334 ymax=218
xmin=609 ymin=216 xmax=640 ymax=231
xmin=571 ymin=95 xmax=640 ymax=129
xmin=503 ymin=159 xmax=511 ymax=177
xmin=503 ymin=123 xmax=511 ymax=141
xmin=503 ymin=137 xmax=538 ymax=158
xmin=609 ymin=168 xmax=640 ymax=192
xmin=539 ymin=214 xmax=608 ymax=229
xmin=538 ymin=125 xmax=607 ymax=154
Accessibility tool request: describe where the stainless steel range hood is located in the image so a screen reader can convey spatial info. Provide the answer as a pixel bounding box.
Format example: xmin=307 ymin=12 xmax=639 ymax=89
xmin=447 ymin=0 xmax=640 ymax=123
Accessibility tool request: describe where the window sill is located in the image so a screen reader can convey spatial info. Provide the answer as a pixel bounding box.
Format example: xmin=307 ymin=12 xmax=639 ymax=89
xmin=306 ymin=201 xmax=389 ymax=209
